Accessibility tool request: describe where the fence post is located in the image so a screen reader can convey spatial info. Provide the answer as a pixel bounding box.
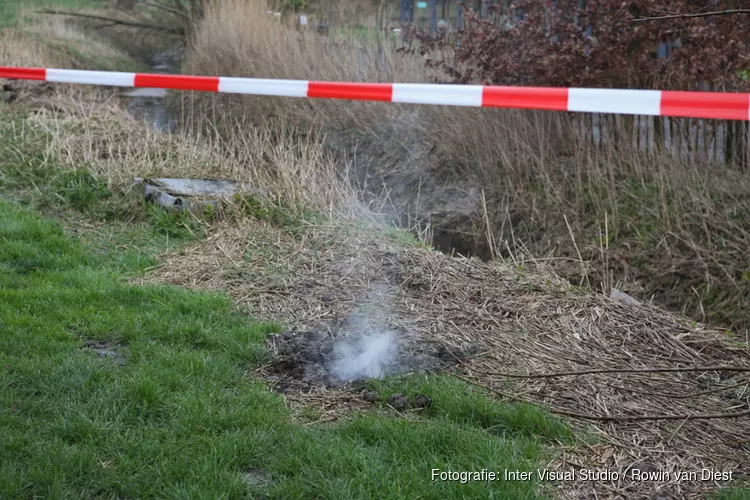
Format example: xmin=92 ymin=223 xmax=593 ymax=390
xmin=725 ymin=121 xmax=749 ymax=169
xmin=653 ymin=115 xmax=664 ymax=154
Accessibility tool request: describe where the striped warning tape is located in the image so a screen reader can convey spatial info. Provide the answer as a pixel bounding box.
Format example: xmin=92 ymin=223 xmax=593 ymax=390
xmin=1 ymin=66 xmax=749 ymax=121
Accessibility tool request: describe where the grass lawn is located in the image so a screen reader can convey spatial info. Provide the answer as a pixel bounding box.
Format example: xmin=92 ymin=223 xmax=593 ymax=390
xmin=0 ymin=108 xmax=572 ymax=497
xmin=0 ymin=198 xmax=571 ymax=499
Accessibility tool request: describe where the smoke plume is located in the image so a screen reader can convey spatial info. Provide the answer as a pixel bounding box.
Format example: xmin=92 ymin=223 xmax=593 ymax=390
xmin=328 ymin=329 xmax=398 ymax=383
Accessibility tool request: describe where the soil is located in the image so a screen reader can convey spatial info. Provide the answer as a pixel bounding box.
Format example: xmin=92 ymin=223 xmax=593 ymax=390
xmin=264 ymin=323 xmax=463 ymax=393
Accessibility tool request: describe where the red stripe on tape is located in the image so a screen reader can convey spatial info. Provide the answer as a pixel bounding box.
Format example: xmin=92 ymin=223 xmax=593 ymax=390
xmin=482 ymin=86 xmax=569 ymax=111
xmin=134 ymin=73 xmax=219 ymax=92
xmin=0 ymin=67 xmax=46 ymax=81
xmin=308 ymin=82 xmax=392 ymax=101
xmin=660 ymin=91 xmax=750 ymax=121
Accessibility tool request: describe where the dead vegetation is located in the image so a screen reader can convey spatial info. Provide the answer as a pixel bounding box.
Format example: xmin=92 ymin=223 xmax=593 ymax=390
xmin=0 ymin=13 xmax=138 ymax=71
xmin=7 ymin=90 xmax=361 ymax=217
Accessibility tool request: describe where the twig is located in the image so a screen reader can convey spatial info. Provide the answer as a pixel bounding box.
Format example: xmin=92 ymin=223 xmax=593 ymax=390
xmin=239 ymin=288 xmax=292 ymax=296
xmin=444 ymin=370 xmax=525 ymax=403
xmin=470 ymin=365 xmax=750 ymax=378
xmin=564 ymin=213 xmax=589 ymax=288
xmin=445 ymin=370 xmax=750 ymax=422
xmin=92 ymin=22 xmax=119 ymax=29
xmin=666 ymin=415 xmax=690 ymax=444
xmin=216 ymin=243 xmax=237 ymax=264
xmin=632 ymin=9 xmax=750 ymax=22
xmin=35 ymin=9 xmax=185 ymax=34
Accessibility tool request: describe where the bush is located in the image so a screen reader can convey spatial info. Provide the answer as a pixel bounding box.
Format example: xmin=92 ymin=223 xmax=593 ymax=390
xmin=413 ymin=0 xmax=750 ymax=90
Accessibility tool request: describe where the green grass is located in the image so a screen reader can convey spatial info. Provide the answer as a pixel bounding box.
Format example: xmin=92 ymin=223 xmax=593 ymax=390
xmin=714 ymin=487 xmax=750 ymax=500
xmin=368 ymin=375 xmax=572 ymax=441
xmin=235 ymin=193 xmax=319 ymax=235
xmin=0 ymin=199 xmax=571 ymax=499
xmin=385 ymin=225 xmax=432 ymax=249
xmin=0 ymin=112 xmax=206 ymax=247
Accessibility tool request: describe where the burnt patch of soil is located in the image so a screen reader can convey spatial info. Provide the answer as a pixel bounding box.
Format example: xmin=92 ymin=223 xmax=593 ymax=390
xmin=263 ymin=328 xmax=461 ymax=393
xmin=83 ymin=340 xmax=125 ymax=366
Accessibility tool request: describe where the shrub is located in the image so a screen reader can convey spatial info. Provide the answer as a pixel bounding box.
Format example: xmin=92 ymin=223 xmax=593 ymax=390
xmin=413 ymin=1 xmax=750 ymax=90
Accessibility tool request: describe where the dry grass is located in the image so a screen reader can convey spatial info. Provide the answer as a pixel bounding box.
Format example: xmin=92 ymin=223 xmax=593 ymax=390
xmin=0 ymin=11 xmax=143 ymax=71
xmin=186 ymin=0 xmax=430 ymax=123
xmin=10 ymin=92 xmax=361 ymax=215
xmin=1 ymin=2 xmax=366 ymax=234
xmin=138 ymin=213 xmax=750 ymax=499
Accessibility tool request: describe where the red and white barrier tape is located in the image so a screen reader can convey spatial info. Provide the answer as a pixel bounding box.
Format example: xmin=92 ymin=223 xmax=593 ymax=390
xmin=1 ymin=66 xmax=749 ymax=121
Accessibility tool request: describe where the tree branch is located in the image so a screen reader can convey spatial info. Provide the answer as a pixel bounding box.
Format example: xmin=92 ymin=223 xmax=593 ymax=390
xmin=633 ymin=9 xmax=750 ymax=22
xmin=35 ymin=9 xmax=185 ymax=35
xmin=92 ymin=22 xmax=120 ymax=30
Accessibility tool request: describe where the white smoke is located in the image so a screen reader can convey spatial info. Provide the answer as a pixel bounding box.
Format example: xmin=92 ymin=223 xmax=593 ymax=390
xmin=329 ymin=329 xmax=398 ymax=383
xmin=326 ymin=282 xmax=402 ymax=384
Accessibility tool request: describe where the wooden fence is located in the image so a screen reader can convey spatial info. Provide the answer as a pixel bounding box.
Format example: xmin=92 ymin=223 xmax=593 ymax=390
xmin=577 ymin=114 xmax=749 ymax=168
